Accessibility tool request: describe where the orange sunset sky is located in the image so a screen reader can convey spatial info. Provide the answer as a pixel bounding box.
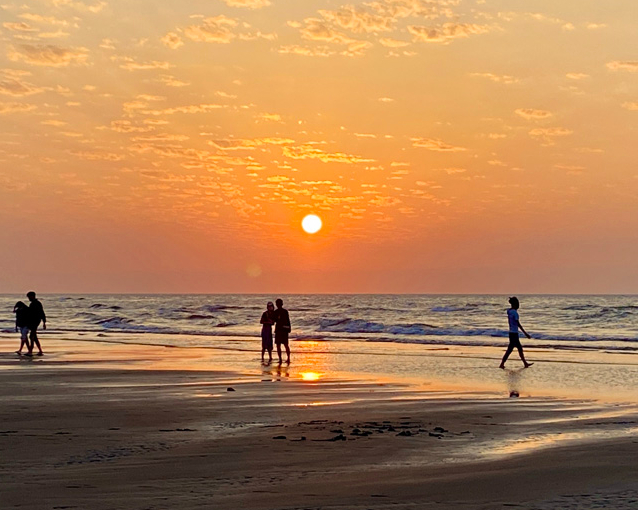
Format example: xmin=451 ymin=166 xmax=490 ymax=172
xmin=0 ymin=0 xmax=636 ymax=293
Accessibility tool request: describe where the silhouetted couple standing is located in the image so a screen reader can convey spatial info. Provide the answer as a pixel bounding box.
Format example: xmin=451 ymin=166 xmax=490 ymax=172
xmin=260 ymin=298 xmax=291 ymax=364
xmin=13 ymin=291 xmax=46 ymax=356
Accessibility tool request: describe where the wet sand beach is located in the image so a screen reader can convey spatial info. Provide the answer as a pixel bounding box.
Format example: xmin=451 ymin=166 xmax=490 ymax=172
xmin=1 ymin=339 xmax=637 ymax=510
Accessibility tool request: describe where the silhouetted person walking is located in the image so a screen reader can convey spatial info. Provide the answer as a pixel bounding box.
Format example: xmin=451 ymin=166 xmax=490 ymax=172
xmin=500 ymin=296 xmax=532 ymax=369
xmin=26 ymin=291 xmax=46 ymax=356
xmin=274 ymin=298 xmax=291 ymax=364
xmin=13 ymin=301 xmax=30 ymax=355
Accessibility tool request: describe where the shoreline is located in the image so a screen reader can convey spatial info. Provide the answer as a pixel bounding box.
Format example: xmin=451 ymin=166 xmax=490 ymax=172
xmin=3 ymin=335 xmax=638 ymax=404
xmin=1 ymin=339 xmax=638 ymax=509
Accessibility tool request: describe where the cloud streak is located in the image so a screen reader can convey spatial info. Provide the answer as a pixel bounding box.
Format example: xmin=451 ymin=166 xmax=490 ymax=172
xmin=412 ymin=137 xmax=466 ymax=152
xmin=515 ymin=108 xmax=552 ymax=120
xmin=8 ymin=44 xmax=89 ymax=66
xmin=409 ymin=23 xmax=492 ymax=43
xmin=185 ymin=16 xmax=239 ymax=44
xmin=0 ymin=72 xmax=45 ymax=96
xmin=471 ymin=72 xmax=518 ymax=85
xmin=283 ymin=145 xmax=374 ymax=163
xmin=606 ymin=61 xmax=638 ymax=72
xmin=529 ymin=127 xmax=573 ymax=145
xmin=0 ymin=102 xmax=37 ymax=114
xmin=220 ymin=0 xmax=271 ymax=8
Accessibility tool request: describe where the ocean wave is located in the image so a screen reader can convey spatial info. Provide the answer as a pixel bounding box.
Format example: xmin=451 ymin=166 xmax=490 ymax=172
xmin=430 ymin=304 xmax=481 ymax=313
xmin=186 ymin=314 xmax=217 ymax=320
xmin=319 ymin=318 xmax=385 ymax=333
xmin=10 ymin=317 xmax=638 ymax=346
xmin=318 ymin=318 xmax=502 ymax=337
xmin=90 ymin=303 xmax=122 ymax=310
xmin=365 ymin=336 xmax=638 ymax=352
xmin=3 ymin=324 xmax=638 ymax=353
xmin=386 ymin=324 xmax=437 ymax=335
xmin=202 ymin=304 xmax=246 ymax=312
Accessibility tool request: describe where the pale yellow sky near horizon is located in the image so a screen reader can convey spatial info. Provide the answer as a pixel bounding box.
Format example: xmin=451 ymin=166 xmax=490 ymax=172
xmin=0 ymin=0 xmax=636 ymax=293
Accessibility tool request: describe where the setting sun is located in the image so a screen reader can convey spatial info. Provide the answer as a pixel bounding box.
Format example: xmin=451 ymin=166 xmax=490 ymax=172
xmin=302 ymin=215 xmax=323 ymax=234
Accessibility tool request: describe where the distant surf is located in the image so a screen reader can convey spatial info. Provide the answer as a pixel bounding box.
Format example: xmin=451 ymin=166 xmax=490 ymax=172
xmin=1 ymin=294 xmax=637 ymax=353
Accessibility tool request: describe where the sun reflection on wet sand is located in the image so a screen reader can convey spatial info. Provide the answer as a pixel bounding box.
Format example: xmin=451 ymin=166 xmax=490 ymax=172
xmin=300 ymin=371 xmax=321 ymax=382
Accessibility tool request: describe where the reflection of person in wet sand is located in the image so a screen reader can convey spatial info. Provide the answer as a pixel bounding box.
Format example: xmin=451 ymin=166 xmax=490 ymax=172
xmin=274 ymin=298 xmax=291 ymax=364
xmin=500 ymin=296 xmax=533 ymax=369
xmin=260 ymin=301 xmax=275 ymax=362
xmin=506 ymin=367 xmax=523 ymax=398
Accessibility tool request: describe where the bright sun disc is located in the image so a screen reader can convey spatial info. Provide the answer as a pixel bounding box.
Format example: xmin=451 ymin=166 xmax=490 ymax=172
xmin=302 ymin=214 xmax=322 ymax=234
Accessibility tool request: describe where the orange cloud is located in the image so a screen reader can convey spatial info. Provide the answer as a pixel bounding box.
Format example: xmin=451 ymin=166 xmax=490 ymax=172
xmin=8 ymin=44 xmax=89 ymax=66
xmin=117 ymin=57 xmax=171 ymax=71
xmin=566 ymin=72 xmax=589 ymax=80
xmin=283 ymin=144 xmax=374 ymax=163
xmin=606 ymin=61 xmax=638 ymax=72
xmin=0 ymin=101 xmax=37 ymax=114
xmin=18 ymin=13 xmax=71 ymax=26
xmin=409 ymin=23 xmax=492 ymax=43
xmin=278 ymin=45 xmax=334 ymax=57
xmin=48 ymin=0 xmax=106 ymax=13
xmin=529 ymin=127 xmax=573 ymax=145
xmin=411 ymin=137 xmax=466 ymax=152
xmin=3 ymin=21 xmax=38 ymax=32
xmin=471 ymin=72 xmax=519 ymax=85
xmin=379 ymin=38 xmax=410 ymax=47
xmin=515 ymin=108 xmax=552 ymax=120
xmin=220 ymin=0 xmax=271 ymax=8
xmin=184 ymin=16 xmax=239 ymax=44
xmin=161 ymin=32 xmax=183 ymax=49
xmin=318 ymin=6 xmax=395 ymax=33
xmin=299 ymin=18 xmax=357 ymax=45
xmin=0 ymin=73 xmax=45 ymax=96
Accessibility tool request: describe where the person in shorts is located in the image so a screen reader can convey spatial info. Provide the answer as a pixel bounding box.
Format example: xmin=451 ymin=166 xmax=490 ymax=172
xmin=25 ymin=291 xmax=46 ymax=357
xmin=500 ymin=296 xmax=532 ymax=369
xmin=13 ymin=301 xmax=30 ymax=355
xmin=274 ymin=298 xmax=291 ymax=364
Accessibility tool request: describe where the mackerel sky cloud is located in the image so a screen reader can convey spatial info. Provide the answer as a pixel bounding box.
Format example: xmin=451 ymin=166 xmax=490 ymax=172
xmin=0 ymin=0 xmax=636 ymax=293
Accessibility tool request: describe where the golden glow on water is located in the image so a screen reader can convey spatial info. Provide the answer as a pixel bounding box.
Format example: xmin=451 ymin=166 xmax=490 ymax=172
xmin=300 ymin=371 xmax=321 ymax=382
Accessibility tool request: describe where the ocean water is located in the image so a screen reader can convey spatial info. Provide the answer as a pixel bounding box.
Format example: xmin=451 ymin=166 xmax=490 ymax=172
xmin=1 ymin=294 xmax=637 ymax=353
xmin=3 ymin=294 xmax=638 ymax=402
